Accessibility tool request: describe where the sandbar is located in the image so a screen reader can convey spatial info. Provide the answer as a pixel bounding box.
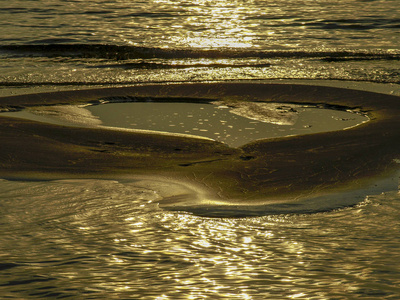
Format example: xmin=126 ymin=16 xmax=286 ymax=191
xmin=0 ymin=83 xmax=399 ymax=215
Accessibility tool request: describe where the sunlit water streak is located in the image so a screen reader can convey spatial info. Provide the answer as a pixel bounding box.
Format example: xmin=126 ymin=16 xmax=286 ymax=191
xmin=1 ymin=179 xmax=399 ymax=299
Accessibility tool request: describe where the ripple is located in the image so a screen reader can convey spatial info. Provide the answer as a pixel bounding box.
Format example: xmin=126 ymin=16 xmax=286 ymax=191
xmin=0 ymin=179 xmax=399 ymax=298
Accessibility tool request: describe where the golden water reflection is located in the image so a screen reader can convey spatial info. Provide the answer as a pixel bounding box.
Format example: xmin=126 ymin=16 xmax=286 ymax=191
xmin=117 ymin=211 xmax=310 ymax=298
xmin=2 ymin=179 xmax=399 ymax=298
xmin=146 ymin=0 xmax=259 ymax=49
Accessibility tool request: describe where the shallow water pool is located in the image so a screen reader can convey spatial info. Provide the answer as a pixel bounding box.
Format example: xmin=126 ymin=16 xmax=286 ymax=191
xmin=1 ymin=100 xmax=369 ymax=147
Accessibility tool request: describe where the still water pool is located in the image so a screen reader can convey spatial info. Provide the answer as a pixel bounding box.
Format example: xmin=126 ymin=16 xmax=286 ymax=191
xmin=1 ymin=100 xmax=369 ymax=148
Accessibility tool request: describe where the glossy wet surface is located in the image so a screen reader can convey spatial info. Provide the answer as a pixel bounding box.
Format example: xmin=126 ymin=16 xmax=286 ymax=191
xmin=1 ymin=178 xmax=399 ymax=299
xmin=1 ymin=101 xmax=369 ymax=147
xmin=89 ymin=102 xmax=369 ymax=147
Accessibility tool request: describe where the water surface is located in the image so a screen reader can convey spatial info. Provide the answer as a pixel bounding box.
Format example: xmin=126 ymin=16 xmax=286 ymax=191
xmin=1 ymin=178 xmax=399 ymax=299
xmin=1 ymin=0 xmax=399 ymax=298
xmin=0 ymin=0 xmax=399 ymax=91
xmin=1 ymin=101 xmax=369 ymax=147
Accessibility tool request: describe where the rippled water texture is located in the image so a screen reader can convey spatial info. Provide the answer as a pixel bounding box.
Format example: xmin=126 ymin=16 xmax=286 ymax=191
xmin=0 ymin=0 xmax=399 ymax=89
xmin=1 ymin=179 xmax=400 ymax=299
xmin=1 ymin=0 xmax=399 ymax=49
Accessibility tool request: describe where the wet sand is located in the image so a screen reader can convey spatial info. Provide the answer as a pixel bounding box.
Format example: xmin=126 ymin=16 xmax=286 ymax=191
xmin=0 ymin=83 xmax=399 ymax=209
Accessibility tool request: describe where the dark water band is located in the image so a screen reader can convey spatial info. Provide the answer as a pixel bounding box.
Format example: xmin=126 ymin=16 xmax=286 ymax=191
xmin=0 ymin=83 xmax=399 ymax=216
xmin=1 ymin=44 xmax=399 ymax=61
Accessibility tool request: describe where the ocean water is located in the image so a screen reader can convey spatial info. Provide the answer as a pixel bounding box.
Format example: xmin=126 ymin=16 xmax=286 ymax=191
xmin=1 ymin=0 xmax=400 ymax=299
xmin=0 ymin=0 xmax=400 ymax=93
xmin=0 ymin=179 xmax=400 ymax=299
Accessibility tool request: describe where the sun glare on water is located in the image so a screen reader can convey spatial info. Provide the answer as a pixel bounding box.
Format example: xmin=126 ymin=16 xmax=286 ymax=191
xmin=153 ymin=0 xmax=258 ymax=49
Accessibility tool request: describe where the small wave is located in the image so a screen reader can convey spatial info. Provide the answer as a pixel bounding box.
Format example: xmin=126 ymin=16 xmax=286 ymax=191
xmin=89 ymin=61 xmax=272 ymax=70
xmin=1 ymin=44 xmax=399 ymax=61
xmin=243 ymin=16 xmax=400 ymax=30
xmin=304 ymin=17 xmax=400 ymax=31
